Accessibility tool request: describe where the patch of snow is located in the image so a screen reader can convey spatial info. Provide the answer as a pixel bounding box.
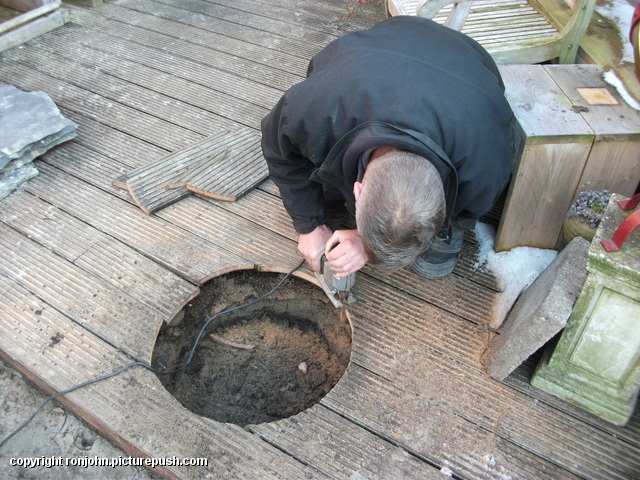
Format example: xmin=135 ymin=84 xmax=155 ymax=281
xmin=596 ymin=0 xmax=635 ymax=63
xmin=474 ymin=223 xmax=557 ymax=328
xmin=603 ymin=69 xmax=640 ymax=109
xmin=440 ymin=466 xmax=454 ymax=477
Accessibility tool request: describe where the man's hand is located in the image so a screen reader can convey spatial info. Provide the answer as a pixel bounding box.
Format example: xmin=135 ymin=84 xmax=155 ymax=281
xmin=325 ymin=229 xmax=368 ymax=278
xmin=298 ymin=225 xmax=332 ymax=272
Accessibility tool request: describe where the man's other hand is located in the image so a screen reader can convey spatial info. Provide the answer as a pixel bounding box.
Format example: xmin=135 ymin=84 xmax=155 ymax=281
xmin=298 ymin=225 xmax=332 ymax=272
xmin=325 ymin=229 xmax=368 ymax=277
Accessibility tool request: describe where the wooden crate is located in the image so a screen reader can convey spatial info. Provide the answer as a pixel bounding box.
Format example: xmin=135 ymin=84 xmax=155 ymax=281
xmin=495 ymin=64 xmax=640 ymax=251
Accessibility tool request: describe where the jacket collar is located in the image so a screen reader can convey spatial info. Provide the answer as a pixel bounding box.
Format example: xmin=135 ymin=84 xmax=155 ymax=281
xmin=310 ymin=121 xmax=458 ymax=233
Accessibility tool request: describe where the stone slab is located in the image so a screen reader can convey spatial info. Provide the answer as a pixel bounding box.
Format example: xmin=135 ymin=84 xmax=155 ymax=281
xmin=483 ymin=236 xmax=590 ymax=380
xmin=0 ymin=84 xmax=77 ymax=168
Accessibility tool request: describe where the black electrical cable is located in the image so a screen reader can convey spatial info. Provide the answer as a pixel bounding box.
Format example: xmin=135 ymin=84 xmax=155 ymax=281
xmin=0 ymin=260 xmax=306 ymax=450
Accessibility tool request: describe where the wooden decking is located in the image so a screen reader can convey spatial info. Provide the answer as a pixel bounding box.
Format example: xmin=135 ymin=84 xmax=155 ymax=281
xmin=0 ymin=1 xmax=638 ymax=478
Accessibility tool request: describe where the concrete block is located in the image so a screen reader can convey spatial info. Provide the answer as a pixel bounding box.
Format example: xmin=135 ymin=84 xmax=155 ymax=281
xmin=483 ymin=237 xmax=590 ymax=381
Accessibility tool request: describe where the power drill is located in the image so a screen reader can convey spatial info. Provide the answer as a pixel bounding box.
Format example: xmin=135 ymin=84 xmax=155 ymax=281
xmin=315 ymin=254 xmax=356 ymax=308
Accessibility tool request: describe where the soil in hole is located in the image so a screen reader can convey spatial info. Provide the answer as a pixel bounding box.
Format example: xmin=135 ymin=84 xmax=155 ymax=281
xmin=152 ymin=270 xmax=352 ymax=427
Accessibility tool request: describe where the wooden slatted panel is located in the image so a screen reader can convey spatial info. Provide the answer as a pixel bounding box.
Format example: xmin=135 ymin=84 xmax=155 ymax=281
xmin=25 ymin=162 xmax=251 ymax=284
xmin=123 ymin=130 xmax=231 ymax=214
xmin=390 ymin=0 xmax=558 ymax=49
xmin=0 ymin=225 xmax=160 ymax=363
xmin=0 ymin=275 xmax=327 ymax=479
xmin=0 ymin=192 xmax=199 ymax=324
xmin=124 ymin=128 xmax=264 ymax=213
xmin=184 ymin=132 xmax=267 ymax=202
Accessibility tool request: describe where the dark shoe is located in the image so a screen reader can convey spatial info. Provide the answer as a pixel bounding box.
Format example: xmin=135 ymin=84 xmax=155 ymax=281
xmin=411 ymin=226 xmax=464 ymax=279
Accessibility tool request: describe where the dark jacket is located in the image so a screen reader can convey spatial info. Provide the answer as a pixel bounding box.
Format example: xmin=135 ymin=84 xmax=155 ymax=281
xmin=261 ymin=16 xmax=518 ymax=234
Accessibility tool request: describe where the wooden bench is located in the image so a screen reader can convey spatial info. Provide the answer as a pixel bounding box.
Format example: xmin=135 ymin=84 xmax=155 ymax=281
xmin=386 ymin=0 xmax=596 ymax=64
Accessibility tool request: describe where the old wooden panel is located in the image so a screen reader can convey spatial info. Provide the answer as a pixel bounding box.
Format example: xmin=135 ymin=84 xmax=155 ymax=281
xmin=0 ymin=1 xmax=58 ymax=34
xmin=125 ymin=128 xmax=263 ymax=214
xmin=123 ymin=130 xmax=230 ymax=214
xmin=0 ymin=9 xmax=68 ymax=50
xmin=184 ymin=132 xmax=267 ymax=202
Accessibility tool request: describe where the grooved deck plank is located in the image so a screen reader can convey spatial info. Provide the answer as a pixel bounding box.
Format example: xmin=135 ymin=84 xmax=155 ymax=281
xmin=0 ymin=225 xmax=160 ymax=363
xmin=4 ymin=44 xmax=244 ymax=134
xmin=251 ymin=405 xmax=442 ymax=479
xmin=71 ymin=2 xmax=307 ymax=86
xmin=25 ymin=162 xmax=251 ymax=284
xmin=0 ymin=274 xmax=327 ymax=480
xmin=0 ymin=62 xmax=204 ymax=152
xmin=137 ymin=0 xmax=333 ymax=58
xmin=157 ymin=195 xmax=303 ymax=275
xmin=66 ymin=108 xmax=169 ymax=163
xmin=58 ymin=19 xmax=291 ymax=106
xmin=0 ymin=190 xmax=201 ymax=324
xmin=4 ymin=23 xmax=274 ymax=125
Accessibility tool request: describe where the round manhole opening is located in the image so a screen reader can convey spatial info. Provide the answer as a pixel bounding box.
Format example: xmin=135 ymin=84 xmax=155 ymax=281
xmin=152 ymin=269 xmax=352 ymax=427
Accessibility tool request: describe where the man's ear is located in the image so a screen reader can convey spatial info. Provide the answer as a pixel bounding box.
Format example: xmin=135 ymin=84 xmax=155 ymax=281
xmin=353 ymin=181 xmax=363 ymax=201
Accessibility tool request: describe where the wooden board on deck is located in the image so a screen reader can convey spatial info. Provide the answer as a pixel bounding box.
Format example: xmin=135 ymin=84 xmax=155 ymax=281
xmin=124 ymin=128 xmax=265 ymax=214
xmin=26 ymin=162 xmax=252 ymax=284
xmin=183 ymin=132 xmax=267 ymax=202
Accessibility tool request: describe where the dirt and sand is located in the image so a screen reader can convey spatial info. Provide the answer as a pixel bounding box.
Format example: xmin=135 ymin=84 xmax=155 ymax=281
xmin=154 ymin=270 xmax=351 ymax=426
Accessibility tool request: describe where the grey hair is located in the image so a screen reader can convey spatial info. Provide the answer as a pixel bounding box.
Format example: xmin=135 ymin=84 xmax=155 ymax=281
xmin=355 ymin=150 xmax=446 ymax=273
